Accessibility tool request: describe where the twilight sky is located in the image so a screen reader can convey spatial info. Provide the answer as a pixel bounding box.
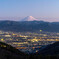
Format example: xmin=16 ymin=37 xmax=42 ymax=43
xmin=0 ymin=0 xmax=59 ymax=22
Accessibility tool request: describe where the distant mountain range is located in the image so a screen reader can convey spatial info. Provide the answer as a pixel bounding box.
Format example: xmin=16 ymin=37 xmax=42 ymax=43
xmin=0 ymin=20 xmax=59 ymax=32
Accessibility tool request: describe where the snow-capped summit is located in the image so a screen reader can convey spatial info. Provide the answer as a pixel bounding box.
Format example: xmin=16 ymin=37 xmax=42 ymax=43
xmin=22 ymin=16 xmax=38 ymax=21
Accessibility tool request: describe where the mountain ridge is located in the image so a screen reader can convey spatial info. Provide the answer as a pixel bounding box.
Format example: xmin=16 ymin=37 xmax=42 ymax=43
xmin=0 ymin=20 xmax=59 ymax=32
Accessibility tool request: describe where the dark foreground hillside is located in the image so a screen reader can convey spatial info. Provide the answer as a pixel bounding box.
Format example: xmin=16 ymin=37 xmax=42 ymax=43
xmin=0 ymin=41 xmax=59 ymax=59
xmin=36 ymin=41 xmax=59 ymax=55
xmin=0 ymin=42 xmax=29 ymax=59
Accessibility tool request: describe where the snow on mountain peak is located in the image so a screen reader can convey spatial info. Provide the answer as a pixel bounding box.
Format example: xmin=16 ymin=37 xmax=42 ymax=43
xmin=22 ymin=16 xmax=38 ymax=21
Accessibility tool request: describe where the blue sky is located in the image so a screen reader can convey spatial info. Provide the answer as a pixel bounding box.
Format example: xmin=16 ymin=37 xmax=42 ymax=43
xmin=0 ymin=0 xmax=59 ymax=22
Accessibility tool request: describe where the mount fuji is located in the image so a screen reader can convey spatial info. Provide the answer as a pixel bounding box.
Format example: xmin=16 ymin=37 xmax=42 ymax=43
xmin=21 ymin=16 xmax=38 ymax=21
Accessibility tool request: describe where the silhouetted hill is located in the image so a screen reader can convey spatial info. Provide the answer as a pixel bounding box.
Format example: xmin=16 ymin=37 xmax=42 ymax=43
xmin=35 ymin=42 xmax=59 ymax=55
xmin=0 ymin=41 xmax=59 ymax=59
xmin=0 ymin=41 xmax=28 ymax=59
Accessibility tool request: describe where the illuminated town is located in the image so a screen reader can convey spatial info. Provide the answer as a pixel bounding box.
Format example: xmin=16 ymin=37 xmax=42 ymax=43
xmin=0 ymin=30 xmax=59 ymax=53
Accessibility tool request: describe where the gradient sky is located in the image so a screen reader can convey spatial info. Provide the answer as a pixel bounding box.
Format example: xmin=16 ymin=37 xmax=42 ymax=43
xmin=0 ymin=0 xmax=59 ymax=22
